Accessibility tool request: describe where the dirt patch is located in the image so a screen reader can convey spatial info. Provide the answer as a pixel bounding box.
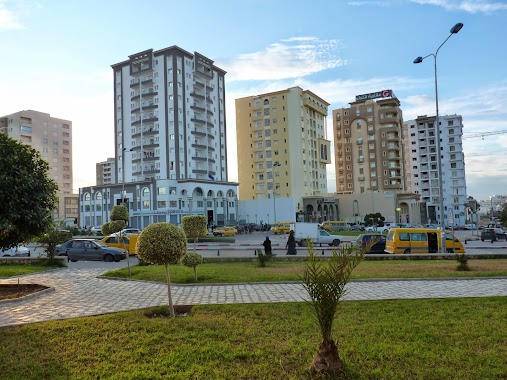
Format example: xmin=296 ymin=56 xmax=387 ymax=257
xmin=0 ymin=284 xmax=49 ymax=301
xmin=144 ymin=305 xmax=193 ymax=318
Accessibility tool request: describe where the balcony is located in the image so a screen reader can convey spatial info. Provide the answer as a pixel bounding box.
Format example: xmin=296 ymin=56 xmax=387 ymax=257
xmin=386 ymin=133 xmax=399 ymax=141
xmin=191 ymin=129 xmax=206 ymax=137
xmin=191 ymin=105 xmax=205 ymax=112
xmin=191 ymin=143 xmax=207 ymax=150
xmin=193 ymin=80 xmax=204 ymax=88
xmin=191 ymin=117 xmax=206 ymax=125
xmin=387 ymin=143 xmax=400 ymax=150
xmin=192 ymin=156 xmax=207 ymax=161
xmin=192 ymin=169 xmax=207 ymax=174
xmin=190 ymin=92 xmax=205 ymax=100
xmin=358 ymin=176 xmax=365 ymax=181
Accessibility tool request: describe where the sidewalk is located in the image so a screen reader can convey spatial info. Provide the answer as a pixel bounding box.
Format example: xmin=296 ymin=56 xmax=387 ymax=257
xmin=1 ymin=267 xmax=507 ymax=328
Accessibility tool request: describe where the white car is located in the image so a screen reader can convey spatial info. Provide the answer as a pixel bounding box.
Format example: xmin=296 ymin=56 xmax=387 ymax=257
xmin=1 ymin=246 xmax=31 ymax=257
xmin=90 ymin=226 xmax=103 ymax=233
xmin=365 ymin=223 xmax=398 ymax=233
xmin=118 ymin=228 xmax=141 ymax=237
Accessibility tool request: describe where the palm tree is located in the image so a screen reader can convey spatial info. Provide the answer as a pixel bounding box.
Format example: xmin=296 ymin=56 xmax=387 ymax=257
xmin=301 ymin=242 xmax=364 ymax=375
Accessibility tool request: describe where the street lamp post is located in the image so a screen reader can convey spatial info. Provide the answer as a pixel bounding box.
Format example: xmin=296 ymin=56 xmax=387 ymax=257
xmin=414 ymin=22 xmax=463 ymax=254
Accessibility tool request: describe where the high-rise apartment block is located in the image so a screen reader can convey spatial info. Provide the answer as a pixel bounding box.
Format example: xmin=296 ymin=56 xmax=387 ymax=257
xmin=236 ymin=87 xmax=331 ymax=208
xmin=0 ymin=110 xmax=76 ymax=223
xmin=111 ymin=47 xmax=228 ymax=183
xmin=96 ymin=157 xmax=116 ymax=185
xmin=403 ymin=114 xmax=467 ymax=226
xmin=332 ymin=90 xmax=405 ymax=194
xmin=79 ymin=46 xmax=238 ymax=229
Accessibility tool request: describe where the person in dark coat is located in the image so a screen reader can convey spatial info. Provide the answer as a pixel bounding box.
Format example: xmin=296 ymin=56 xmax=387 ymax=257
xmin=262 ymin=236 xmax=272 ymax=255
xmin=286 ymin=230 xmax=297 ymax=255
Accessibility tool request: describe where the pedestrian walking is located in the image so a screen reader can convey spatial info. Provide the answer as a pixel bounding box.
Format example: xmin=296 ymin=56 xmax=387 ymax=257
xmin=491 ymin=229 xmax=497 ymax=243
xmin=286 ymin=230 xmax=297 ymax=255
xmin=262 ymin=236 xmax=272 ymax=255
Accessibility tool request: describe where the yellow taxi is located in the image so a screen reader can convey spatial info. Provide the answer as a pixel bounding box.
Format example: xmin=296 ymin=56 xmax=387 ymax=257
xmin=271 ymin=222 xmax=293 ymax=235
xmin=213 ymin=226 xmax=237 ymax=236
xmin=101 ymin=234 xmax=139 ymax=255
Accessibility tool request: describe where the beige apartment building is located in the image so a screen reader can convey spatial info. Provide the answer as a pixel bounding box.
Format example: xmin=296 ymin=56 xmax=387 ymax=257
xmin=236 ymin=87 xmax=331 ymax=210
xmin=96 ymin=157 xmax=116 ymax=185
xmin=333 ymin=90 xmax=406 ymax=195
xmin=0 ymin=110 xmax=77 ymax=224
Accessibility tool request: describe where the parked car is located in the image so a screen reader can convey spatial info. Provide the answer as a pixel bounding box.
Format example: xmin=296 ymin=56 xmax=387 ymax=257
xmin=213 ymin=226 xmax=237 ymax=236
xmin=349 ymin=224 xmax=365 ymax=231
xmin=118 ymin=228 xmax=141 ymax=237
xmin=90 ymin=226 xmax=102 ymax=233
xmin=365 ymin=223 xmax=398 ymax=233
xmin=481 ymin=228 xmax=507 ymax=241
xmin=101 ymin=234 xmax=139 ymax=255
xmin=1 ymin=246 xmax=31 ymax=257
xmin=355 ymin=234 xmax=387 ymax=254
xmin=56 ymin=239 xmax=127 ymax=262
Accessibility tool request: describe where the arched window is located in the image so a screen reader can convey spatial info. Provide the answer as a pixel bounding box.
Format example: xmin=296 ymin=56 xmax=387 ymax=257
xmin=142 ymin=187 xmax=150 ymax=197
xmin=263 ymin=99 xmax=269 ymax=105
xmin=84 ymin=193 xmax=90 ymax=201
xmin=96 ymin=192 xmax=102 ymax=200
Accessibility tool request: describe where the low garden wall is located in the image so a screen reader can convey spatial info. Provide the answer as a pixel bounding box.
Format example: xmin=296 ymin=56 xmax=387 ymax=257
xmin=0 ymin=257 xmax=68 ymax=266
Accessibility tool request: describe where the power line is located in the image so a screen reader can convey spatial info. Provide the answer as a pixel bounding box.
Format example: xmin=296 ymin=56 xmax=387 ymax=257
xmin=462 ymin=130 xmax=507 ymax=139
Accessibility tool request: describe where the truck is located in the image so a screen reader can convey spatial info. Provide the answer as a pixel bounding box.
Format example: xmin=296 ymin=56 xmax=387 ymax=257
xmin=293 ymin=222 xmax=343 ymax=247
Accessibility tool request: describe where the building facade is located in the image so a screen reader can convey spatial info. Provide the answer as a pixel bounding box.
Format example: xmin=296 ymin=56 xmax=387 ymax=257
xmin=332 ymin=90 xmax=406 ymax=195
xmin=235 ymin=87 xmax=331 ymax=213
xmin=96 ymin=157 xmax=116 ymax=185
xmin=0 ymin=110 xmax=77 ymax=223
xmin=79 ymin=179 xmax=238 ymax=229
xmin=80 ymin=46 xmax=238 ymax=229
xmin=403 ymin=114 xmax=467 ymax=226
xmin=111 ymin=46 xmax=228 ymax=184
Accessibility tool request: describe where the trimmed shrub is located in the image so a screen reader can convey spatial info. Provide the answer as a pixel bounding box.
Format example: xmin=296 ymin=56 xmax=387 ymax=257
xmin=181 ymin=251 xmax=204 ymax=281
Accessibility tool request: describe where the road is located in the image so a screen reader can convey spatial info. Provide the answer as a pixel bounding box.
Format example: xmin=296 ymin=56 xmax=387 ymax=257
xmin=21 ymin=229 xmax=507 ymax=259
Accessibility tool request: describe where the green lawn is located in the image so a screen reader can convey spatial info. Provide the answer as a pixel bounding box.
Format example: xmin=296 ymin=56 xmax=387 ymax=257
xmin=0 ymin=298 xmax=506 ymax=379
xmin=103 ymin=259 xmax=507 ymax=284
xmin=0 ymin=264 xmax=61 ymax=278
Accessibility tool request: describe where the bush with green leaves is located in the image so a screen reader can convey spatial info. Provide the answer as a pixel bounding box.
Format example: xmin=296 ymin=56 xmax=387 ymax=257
xmin=301 ymin=241 xmax=364 ymax=376
xmin=456 ymin=254 xmax=470 ymax=271
xmin=256 ymin=249 xmax=274 ymax=267
xmin=101 ymin=222 xmax=112 ymax=236
xmin=136 ymin=223 xmax=187 ymax=317
xmin=0 ymin=134 xmax=58 ymax=250
xmin=36 ymin=228 xmax=73 ymax=261
xmin=181 ymin=251 xmax=204 ymax=281
xmin=181 ymin=215 xmax=208 ymax=250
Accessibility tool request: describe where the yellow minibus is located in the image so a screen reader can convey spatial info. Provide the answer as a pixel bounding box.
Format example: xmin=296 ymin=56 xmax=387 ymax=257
xmin=320 ymin=221 xmax=350 ymax=232
xmin=385 ymin=228 xmax=465 ymax=254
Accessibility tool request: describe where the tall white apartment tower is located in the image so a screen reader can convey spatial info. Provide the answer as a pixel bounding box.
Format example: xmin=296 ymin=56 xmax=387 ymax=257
xmin=111 ymin=47 xmax=228 ymax=184
xmin=403 ymin=114 xmax=467 ymax=226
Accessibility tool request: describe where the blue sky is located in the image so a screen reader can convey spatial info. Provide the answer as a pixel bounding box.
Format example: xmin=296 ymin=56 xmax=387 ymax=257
xmin=1 ymin=0 xmax=506 ymax=201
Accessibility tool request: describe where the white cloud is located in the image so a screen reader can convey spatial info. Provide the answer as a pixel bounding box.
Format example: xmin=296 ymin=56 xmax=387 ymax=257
xmin=0 ymin=1 xmax=23 ymax=29
xmin=218 ymin=37 xmax=348 ymax=82
xmin=410 ymin=0 xmax=507 ymax=14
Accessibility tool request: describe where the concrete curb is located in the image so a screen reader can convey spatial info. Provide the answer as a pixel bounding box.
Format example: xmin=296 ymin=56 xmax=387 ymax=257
xmin=0 ymin=285 xmax=55 ymax=305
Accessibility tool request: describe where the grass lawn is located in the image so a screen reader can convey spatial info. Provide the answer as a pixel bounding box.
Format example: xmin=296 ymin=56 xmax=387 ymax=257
xmin=103 ymin=259 xmax=507 ymax=284
xmin=0 ymin=298 xmax=506 ymax=379
xmin=0 ymin=264 xmax=61 ymax=278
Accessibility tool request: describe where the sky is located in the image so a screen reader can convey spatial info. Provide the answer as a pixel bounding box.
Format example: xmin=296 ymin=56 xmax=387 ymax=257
xmin=1 ymin=0 xmax=506 ymax=202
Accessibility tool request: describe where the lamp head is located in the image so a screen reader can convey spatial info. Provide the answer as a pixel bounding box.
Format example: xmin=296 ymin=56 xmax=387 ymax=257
xmin=413 ymin=56 xmax=423 ymax=64
xmin=450 ymin=23 xmax=463 ymax=34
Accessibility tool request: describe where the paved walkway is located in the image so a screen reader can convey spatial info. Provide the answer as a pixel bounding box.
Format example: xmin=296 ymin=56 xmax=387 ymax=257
xmin=1 ymin=267 xmax=507 ymax=327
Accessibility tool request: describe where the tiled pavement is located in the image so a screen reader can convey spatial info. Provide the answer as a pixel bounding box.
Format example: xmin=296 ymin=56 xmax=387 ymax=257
xmin=1 ymin=267 xmax=507 ymax=328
